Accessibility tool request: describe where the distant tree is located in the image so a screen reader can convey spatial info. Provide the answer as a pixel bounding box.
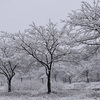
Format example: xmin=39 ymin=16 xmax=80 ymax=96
xmin=97 ymin=72 xmax=100 ymax=81
xmin=0 ymin=36 xmax=19 ymax=92
xmin=52 ymin=60 xmax=81 ymax=83
xmin=16 ymin=55 xmax=36 ymax=82
xmin=90 ymin=54 xmax=100 ymax=82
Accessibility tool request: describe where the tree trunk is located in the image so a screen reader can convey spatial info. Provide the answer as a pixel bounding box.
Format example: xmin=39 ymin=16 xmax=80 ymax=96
xmin=87 ymin=77 xmax=89 ymax=83
xmin=21 ymin=77 xmax=23 ymax=82
xmin=69 ymin=76 xmax=71 ymax=84
xmin=86 ymin=70 xmax=89 ymax=83
xmin=47 ymin=71 xmax=51 ymax=94
xmin=8 ymin=79 xmax=12 ymax=92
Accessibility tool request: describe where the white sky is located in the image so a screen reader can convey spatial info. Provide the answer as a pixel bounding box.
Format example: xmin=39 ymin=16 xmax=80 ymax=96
xmin=0 ymin=0 xmax=93 ymax=33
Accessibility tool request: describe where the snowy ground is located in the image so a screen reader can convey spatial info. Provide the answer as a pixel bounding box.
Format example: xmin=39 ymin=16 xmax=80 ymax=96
xmin=0 ymin=81 xmax=100 ymax=100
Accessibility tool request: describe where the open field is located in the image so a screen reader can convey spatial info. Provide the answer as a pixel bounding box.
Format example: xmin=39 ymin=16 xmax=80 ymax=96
xmin=0 ymin=81 xmax=100 ymax=100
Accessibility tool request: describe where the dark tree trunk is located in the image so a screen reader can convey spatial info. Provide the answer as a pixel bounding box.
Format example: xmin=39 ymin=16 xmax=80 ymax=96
xmin=21 ymin=77 xmax=23 ymax=82
xmin=87 ymin=77 xmax=89 ymax=83
xmin=47 ymin=71 xmax=51 ymax=94
xmin=69 ymin=76 xmax=71 ymax=84
xmin=86 ymin=70 xmax=89 ymax=83
xmin=8 ymin=79 xmax=12 ymax=92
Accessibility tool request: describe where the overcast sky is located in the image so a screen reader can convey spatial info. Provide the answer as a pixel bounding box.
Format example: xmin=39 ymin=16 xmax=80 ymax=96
xmin=0 ymin=0 xmax=93 ymax=33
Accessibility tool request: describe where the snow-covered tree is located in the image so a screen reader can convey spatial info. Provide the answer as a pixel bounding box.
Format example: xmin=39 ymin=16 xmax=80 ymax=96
xmin=61 ymin=1 xmax=100 ymax=82
xmin=14 ymin=20 xmax=71 ymax=94
xmin=0 ymin=35 xmax=20 ymax=92
xmin=63 ymin=0 xmax=100 ymax=55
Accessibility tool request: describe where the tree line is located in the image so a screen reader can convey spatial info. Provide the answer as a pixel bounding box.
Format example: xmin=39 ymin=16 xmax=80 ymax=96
xmin=0 ymin=0 xmax=100 ymax=94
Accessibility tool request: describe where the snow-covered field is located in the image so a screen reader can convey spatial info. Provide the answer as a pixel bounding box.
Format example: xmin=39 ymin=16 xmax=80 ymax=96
xmin=0 ymin=81 xmax=100 ymax=100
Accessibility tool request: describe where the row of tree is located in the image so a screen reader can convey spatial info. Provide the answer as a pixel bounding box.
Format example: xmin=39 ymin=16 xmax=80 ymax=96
xmin=0 ymin=0 xmax=100 ymax=94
